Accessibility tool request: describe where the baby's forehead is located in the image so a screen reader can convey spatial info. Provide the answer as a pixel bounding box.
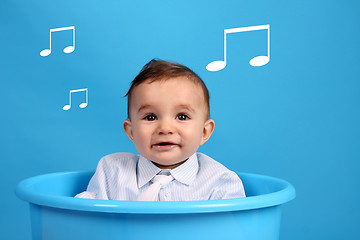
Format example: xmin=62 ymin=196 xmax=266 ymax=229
xmin=128 ymin=76 xmax=210 ymax=119
xmin=134 ymin=77 xmax=204 ymax=95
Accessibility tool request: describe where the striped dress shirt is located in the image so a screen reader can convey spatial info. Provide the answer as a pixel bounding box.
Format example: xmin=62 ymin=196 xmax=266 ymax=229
xmin=75 ymin=152 xmax=246 ymax=201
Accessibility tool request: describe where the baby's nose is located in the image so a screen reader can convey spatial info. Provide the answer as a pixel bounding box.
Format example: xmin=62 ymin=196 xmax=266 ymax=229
xmin=157 ymin=120 xmax=174 ymax=135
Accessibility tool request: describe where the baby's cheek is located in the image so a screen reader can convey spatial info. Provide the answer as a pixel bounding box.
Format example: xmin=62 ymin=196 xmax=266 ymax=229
xmin=182 ymin=127 xmax=197 ymax=137
xmin=186 ymin=129 xmax=203 ymax=143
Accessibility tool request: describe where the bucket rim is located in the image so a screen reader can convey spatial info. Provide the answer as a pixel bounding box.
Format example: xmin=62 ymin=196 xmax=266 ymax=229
xmin=15 ymin=171 xmax=296 ymax=214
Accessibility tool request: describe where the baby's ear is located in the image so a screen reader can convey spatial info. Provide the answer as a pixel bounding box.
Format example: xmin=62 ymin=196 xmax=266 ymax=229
xmin=200 ymin=119 xmax=215 ymax=145
xmin=123 ymin=120 xmax=134 ymax=141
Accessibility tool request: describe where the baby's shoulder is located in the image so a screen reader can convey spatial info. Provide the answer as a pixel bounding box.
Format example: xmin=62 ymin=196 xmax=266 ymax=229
xmin=98 ymin=152 xmax=139 ymax=169
xmin=196 ymin=152 xmax=238 ymax=178
xmin=196 ymin=152 xmax=228 ymax=170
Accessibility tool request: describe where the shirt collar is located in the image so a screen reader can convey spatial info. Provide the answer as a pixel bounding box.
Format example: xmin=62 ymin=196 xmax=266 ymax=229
xmin=137 ymin=155 xmax=161 ymax=189
xmin=137 ymin=153 xmax=199 ymax=188
xmin=170 ymin=153 xmax=199 ymax=186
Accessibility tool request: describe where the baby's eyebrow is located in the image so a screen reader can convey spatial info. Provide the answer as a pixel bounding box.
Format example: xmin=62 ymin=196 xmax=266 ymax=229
xmin=176 ymin=104 xmax=195 ymax=112
xmin=137 ymin=104 xmax=195 ymax=113
xmin=137 ymin=104 xmax=153 ymax=113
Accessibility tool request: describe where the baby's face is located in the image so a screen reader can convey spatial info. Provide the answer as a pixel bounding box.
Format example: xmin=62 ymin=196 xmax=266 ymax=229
xmin=123 ymin=77 xmax=215 ymax=169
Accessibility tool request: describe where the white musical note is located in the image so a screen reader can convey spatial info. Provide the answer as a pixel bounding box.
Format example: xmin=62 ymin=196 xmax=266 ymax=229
xmin=206 ymin=24 xmax=270 ymax=72
xmin=40 ymin=26 xmax=75 ymax=57
xmin=63 ymin=88 xmax=88 ymax=111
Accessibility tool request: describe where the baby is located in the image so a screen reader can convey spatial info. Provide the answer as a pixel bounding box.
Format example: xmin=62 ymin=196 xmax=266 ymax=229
xmin=75 ymin=59 xmax=246 ymax=201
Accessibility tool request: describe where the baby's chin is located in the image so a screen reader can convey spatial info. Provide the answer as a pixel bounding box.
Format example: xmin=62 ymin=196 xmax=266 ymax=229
xmin=151 ymin=159 xmax=188 ymax=170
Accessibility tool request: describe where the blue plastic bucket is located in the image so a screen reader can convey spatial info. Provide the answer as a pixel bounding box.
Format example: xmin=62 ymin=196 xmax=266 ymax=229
xmin=16 ymin=171 xmax=295 ymax=240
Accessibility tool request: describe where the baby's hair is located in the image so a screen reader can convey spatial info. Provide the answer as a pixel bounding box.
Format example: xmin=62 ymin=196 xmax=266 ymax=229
xmin=125 ymin=59 xmax=210 ymax=119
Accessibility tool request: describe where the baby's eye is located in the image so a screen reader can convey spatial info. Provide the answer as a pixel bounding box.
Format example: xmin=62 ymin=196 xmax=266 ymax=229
xmin=144 ymin=114 xmax=157 ymax=121
xmin=176 ymin=114 xmax=189 ymax=121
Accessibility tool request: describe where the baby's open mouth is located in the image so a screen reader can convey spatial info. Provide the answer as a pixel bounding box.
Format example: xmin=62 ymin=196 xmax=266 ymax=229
xmin=155 ymin=142 xmax=174 ymax=146
xmin=152 ymin=142 xmax=178 ymax=151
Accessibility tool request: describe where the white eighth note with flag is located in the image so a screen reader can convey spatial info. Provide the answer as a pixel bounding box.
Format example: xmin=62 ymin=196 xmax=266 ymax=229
xmin=63 ymin=88 xmax=88 ymax=111
xmin=40 ymin=26 xmax=75 ymax=57
xmin=206 ymin=24 xmax=270 ymax=72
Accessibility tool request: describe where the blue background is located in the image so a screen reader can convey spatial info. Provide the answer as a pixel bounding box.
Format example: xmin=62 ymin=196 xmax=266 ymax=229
xmin=1 ymin=0 xmax=359 ymax=239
